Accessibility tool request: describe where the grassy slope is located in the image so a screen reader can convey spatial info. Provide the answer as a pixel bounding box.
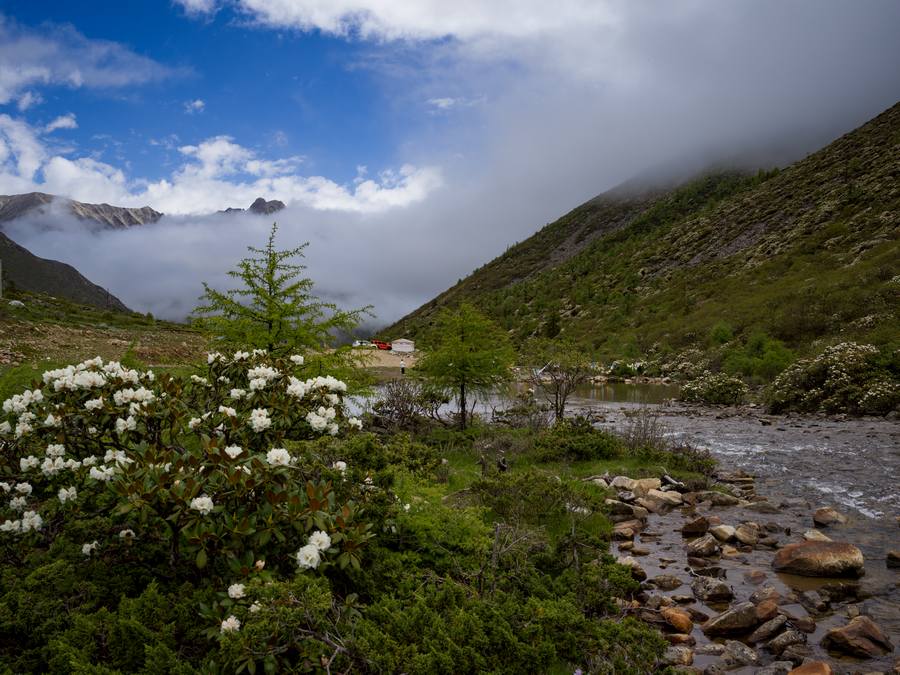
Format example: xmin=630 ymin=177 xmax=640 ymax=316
xmin=385 ymin=102 xmax=900 ymax=363
xmin=0 ymin=289 xmax=207 ymax=399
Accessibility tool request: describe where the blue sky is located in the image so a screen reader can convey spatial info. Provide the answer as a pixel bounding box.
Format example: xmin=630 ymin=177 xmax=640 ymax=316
xmin=2 ymin=2 xmax=900 ymax=321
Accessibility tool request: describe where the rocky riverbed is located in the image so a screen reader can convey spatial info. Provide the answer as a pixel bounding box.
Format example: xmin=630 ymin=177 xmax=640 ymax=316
xmin=571 ymin=400 xmax=899 ymax=674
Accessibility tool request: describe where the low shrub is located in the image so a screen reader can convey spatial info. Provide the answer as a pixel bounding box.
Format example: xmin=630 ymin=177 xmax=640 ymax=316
xmin=679 ymin=371 xmax=748 ymax=405
xmin=534 ymin=417 xmax=623 ymax=462
xmin=766 ymin=341 xmax=900 ymax=414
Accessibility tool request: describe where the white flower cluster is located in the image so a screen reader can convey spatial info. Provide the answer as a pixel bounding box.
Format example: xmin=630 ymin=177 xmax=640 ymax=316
xmin=218 ymin=405 xmax=236 ymax=418
xmin=248 ymin=365 xmax=280 ymax=391
xmin=306 ymin=406 xmax=338 ymax=435
xmin=2 ymin=388 xmax=43 ymax=414
xmin=82 ymin=540 xmax=99 ymax=556
xmin=227 ymin=583 xmax=246 ymax=599
xmin=265 ymin=447 xmax=292 ymax=466
xmin=248 ymin=408 xmax=271 ymax=432
xmin=112 ymin=387 xmax=156 ymax=408
xmin=229 ymin=388 xmax=246 ymax=399
xmin=220 ymin=615 xmax=241 ymax=633
xmin=190 ymin=495 xmax=215 ymax=515
xmin=224 ymin=445 xmax=243 ymax=459
xmin=1 ymin=510 xmax=43 ymax=533
xmin=207 ymin=352 xmax=225 ymax=364
xmin=290 ymin=354 xmax=304 ymax=365
xmin=296 ymin=530 xmax=331 ymax=570
xmin=115 ymin=416 xmax=137 ymax=435
xmin=58 ymin=486 xmax=77 ymax=503
xmin=233 ymin=350 xmax=250 ymax=361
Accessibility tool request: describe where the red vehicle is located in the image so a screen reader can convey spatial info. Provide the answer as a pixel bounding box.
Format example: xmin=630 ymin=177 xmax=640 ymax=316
xmin=372 ymin=340 xmax=392 ymax=350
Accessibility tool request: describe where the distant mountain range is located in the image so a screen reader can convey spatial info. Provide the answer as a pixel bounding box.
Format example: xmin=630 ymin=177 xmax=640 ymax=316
xmin=0 ymin=194 xmax=285 ymax=312
xmin=384 ymin=101 xmax=900 ymax=361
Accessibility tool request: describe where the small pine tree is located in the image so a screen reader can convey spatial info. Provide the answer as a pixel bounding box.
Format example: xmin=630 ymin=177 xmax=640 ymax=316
xmin=416 ymin=304 xmax=515 ymax=429
xmin=194 ymin=223 xmax=371 ymax=372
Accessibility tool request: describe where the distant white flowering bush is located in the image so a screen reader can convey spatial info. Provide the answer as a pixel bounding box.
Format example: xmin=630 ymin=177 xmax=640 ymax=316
xmin=766 ymin=342 xmax=899 ymax=414
xmin=679 ymin=371 xmax=748 ymax=405
xmin=0 ymin=350 xmax=372 ymax=581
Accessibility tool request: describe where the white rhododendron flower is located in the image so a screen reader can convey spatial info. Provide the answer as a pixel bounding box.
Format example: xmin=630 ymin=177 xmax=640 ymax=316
xmin=82 ymin=541 xmax=99 ymax=555
xmin=248 ymin=408 xmax=271 ymax=432
xmin=227 ymin=583 xmax=246 ymax=599
xmin=21 ymin=511 xmax=43 ymax=531
xmin=233 ymin=350 xmax=250 ymax=361
xmin=15 ymin=483 xmax=32 ymax=495
xmin=290 ymin=354 xmax=304 ymax=365
xmin=89 ymin=466 xmax=115 ymax=481
xmin=224 ymin=445 xmax=243 ymax=459
xmin=207 ymin=352 xmax=224 ymax=364
xmin=41 ymin=457 xmax=65 ymax=476
xmin=332 ymin=460 xmax=347 ymax=474
xmin=190 ymin=495 xmax=214 ymax=515
xmin=58 ymin=486 xmax=77 ymax=503
xmin=119 ymin=529 xmax=136 ymax=539
xmin=190 ymin=375 xmax=209 ymax=386
xmin=44 ymin=413 xmax=59 ymax=427
xmin=296 ymin=543 xmax=321 ymax=570
xmin=0 ymin=519 xmax=21 ymax=533
xmin=84 ymin=397 xmax=104 ymax=411
xmin=46 ymin=443 xmax=66 ymax=457
xmin=188 ymin=417 xmax=202 ymax=430
xmin=9 ymin=496 xmax=27 ymax=511
xmin=220 ymin=615 xmax=241 ymax=633
xmin=115 ymin=416 xmax=137 ymax=434
xmin=266 ymin=448 xmax=291 ymax=466
xmin=249 ymin=602 xmax=261 ymax=613
xmin=218 ymin=405 xmax=236 ymax=417
xmin=229 ymin=388 xmax=246 ymax=399
xmin=308 ymin=530 xmax=331 ymax=551
xmin=0 ymin=421 xmax=10 ymax=435
xmin=19 ymin=456 xmax=39 ymax=471
xmin=347 ymin=417 xmax=363 ymax=430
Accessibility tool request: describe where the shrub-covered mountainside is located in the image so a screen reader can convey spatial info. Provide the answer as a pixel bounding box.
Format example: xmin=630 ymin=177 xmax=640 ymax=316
xmin=385 ymin=102 xmax=899 ymax=362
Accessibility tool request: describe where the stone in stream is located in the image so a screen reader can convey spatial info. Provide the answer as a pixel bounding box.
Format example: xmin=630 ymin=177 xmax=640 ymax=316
xmin=709 ymin=524 xmax=735 ymax=541
xmin=820 ymin=615 xmax=894 ymax=657
xmin=721 ymin=639 xmax=759 ymax=667
xmin=630 ymin=545 xmax=650 ymax=556
xmin=681 ymin=515 xmax=709 ymax=535
xmin=748 ymin=614 xmax=788 ymax=642
xmin=745 ymin=500 xmax=781 ymax=514
xmin=802 ymin=529 xmax=832 ymax=542
xmin=787 ymin=663 xmax=832 ymax=675
xmin=663 ymin=633 xmax=695 ymax=646
xmin=610 ymin=475 xmax=635 ymax=490
xmin=701 ymin=601 xmax=759 ymax=635
xmin=755 ymin=662 xmax=794 ymax=675
xmin=798 ymin=590 xmax=828 ymax=614
xmin=743 ymin=569 xmax=767 ymax=585
xmin=612 ymin=519 xmax=644 ymax=540
xmin=661 ymin=607 xmax=693 ymax=633
xmin=650 ymin=574 xmax=683 ymax=590
xmin=591 ymin=478 xmax=609 ymax=489
xmin=734 ymin=522 xmax=760 ymax=546
xmin=631 ymin=477 xmax=661 ymax=497
xmin=887 ymin=549 xmax=900 ymax=568
xmin=646 ymin=488 xmax=682 ymax=506
xmin=697 ymin=490 xmax=740 ymax=506
xmin=772 ymin=541 xmax=865 ymax=577
xmin=691 ymin=576 xmax=733 ymax=603
xmin=604 ymin=499 xmax=649 ymax=520
xmin=695 ymin=643 xmax=725 ymax=656
xmin=686 ymin=533 xmax=720 ymax=557
xmin=813 ymin=506 xmax=847 ymax=527
xmin=755 ymin=598 xmax=779 ymax=622
xmin=780 ymin=643 xmax=812 ymax=665
xmin=661 ymin=645 xmax=693 ymax=667
xmin=767 ymin=629 xmax=806 ymax=656
xmin=750 ymin=586 xmax=782 ymax=604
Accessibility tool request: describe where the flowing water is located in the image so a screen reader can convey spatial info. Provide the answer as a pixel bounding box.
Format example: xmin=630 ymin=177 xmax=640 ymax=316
xmin=568 ymin=394 xmax=900 ymax=671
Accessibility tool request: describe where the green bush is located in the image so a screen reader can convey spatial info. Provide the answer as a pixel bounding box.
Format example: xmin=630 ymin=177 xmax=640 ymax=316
xmin=534 ymin=417 xmax=623 ymax=461
xmin=766 ymin=342 xmax=900 ymax=414
xmin=679 ymin=371 xmax=748 ymax=405
xmin=722 ymin=332 xmax=794 ymax=382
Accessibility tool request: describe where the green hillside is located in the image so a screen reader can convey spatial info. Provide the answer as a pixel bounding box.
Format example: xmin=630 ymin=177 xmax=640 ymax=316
xmin=385 ymin=102 xmax=900 ymax=369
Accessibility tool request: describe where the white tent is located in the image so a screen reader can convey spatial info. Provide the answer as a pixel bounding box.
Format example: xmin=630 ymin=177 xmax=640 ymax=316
xmin=391 ymin=338 xmax=415 ymax=353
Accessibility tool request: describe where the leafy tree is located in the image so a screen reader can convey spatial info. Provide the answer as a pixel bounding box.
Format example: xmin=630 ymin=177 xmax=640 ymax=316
xmin=523 ymin=338 xmax=593 ymax=421
xmin=193 ymin=223 xmax=371 ymax=379
xmin=416 ymin=304 xmax=515 ymax=429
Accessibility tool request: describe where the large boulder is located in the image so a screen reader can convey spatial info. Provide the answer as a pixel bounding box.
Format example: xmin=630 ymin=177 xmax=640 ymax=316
xmin=647 ymin=488 xmax=682 ymax=506
xmin=821 ymin=615 xmax=893 ymax=657
xmin=710 ymin=524 xmax=736 ymax=541
xmin=701 ymin=602 xmax=759 ymax=635
xmin=631 ymin=477 xmax=661 ymax=497
xmin=749 ymin=614 xmax=788 ymax=643
xmin=813 ymin=507 xmax=847 ymax=527
xmin=661 ymin=607 xmax=693 ymax=633
xmin=767 ymin=629 xmax=806 ymax=656
xmin=698 ymin=490 xmax=740 ymax=506
xmin=735 ymin=522 xmax=760 ymax=546
xmin=722 ymin=640 xmax=759 ymax=667
xmin=772 ymin=541 xmax=864 ymax=577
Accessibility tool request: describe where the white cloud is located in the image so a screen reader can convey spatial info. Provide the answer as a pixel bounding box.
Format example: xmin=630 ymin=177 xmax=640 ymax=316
xmin=184 ymin=99 xmax=205 ymax=114
xmin=173 ymin=0 xmax=220 ymax=16
xmin=0 ymin=13 xmax=178 ymax=105
xmin=16 ymin=91 xmax=43 ymax=111
xmin=45 ymin=113 xmax=78 ymax=133
xmin=0 ymin=116 xmax=441 ymax=214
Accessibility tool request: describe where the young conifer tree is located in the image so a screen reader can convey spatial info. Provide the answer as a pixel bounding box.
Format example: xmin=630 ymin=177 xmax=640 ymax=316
xmin=194 ymin=223 xmax=371 ymax=376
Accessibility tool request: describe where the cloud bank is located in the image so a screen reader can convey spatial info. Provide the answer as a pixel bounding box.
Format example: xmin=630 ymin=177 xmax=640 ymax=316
xmin=3 ymin=1 xmax=900 ymax=328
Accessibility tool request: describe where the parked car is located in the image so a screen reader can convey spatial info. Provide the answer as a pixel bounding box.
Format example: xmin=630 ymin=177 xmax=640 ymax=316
xmin=371 ymin=340 xmax=392 ymax=350
xmin=352 ymin=340 xmax=375 ymax=348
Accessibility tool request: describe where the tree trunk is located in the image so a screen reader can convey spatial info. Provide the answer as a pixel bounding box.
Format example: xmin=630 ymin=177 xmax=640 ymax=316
xmin=459 ymin=381 xmax=467 ymax=429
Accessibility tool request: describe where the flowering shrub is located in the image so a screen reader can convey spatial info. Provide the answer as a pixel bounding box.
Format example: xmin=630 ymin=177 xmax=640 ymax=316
xmin=0 ymin=350 xmax=373 ymax=649
xmin=766 ymin=342 xmax=900 ymax=414
xmin=679 ymin=371 xmax=748 ymax=405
